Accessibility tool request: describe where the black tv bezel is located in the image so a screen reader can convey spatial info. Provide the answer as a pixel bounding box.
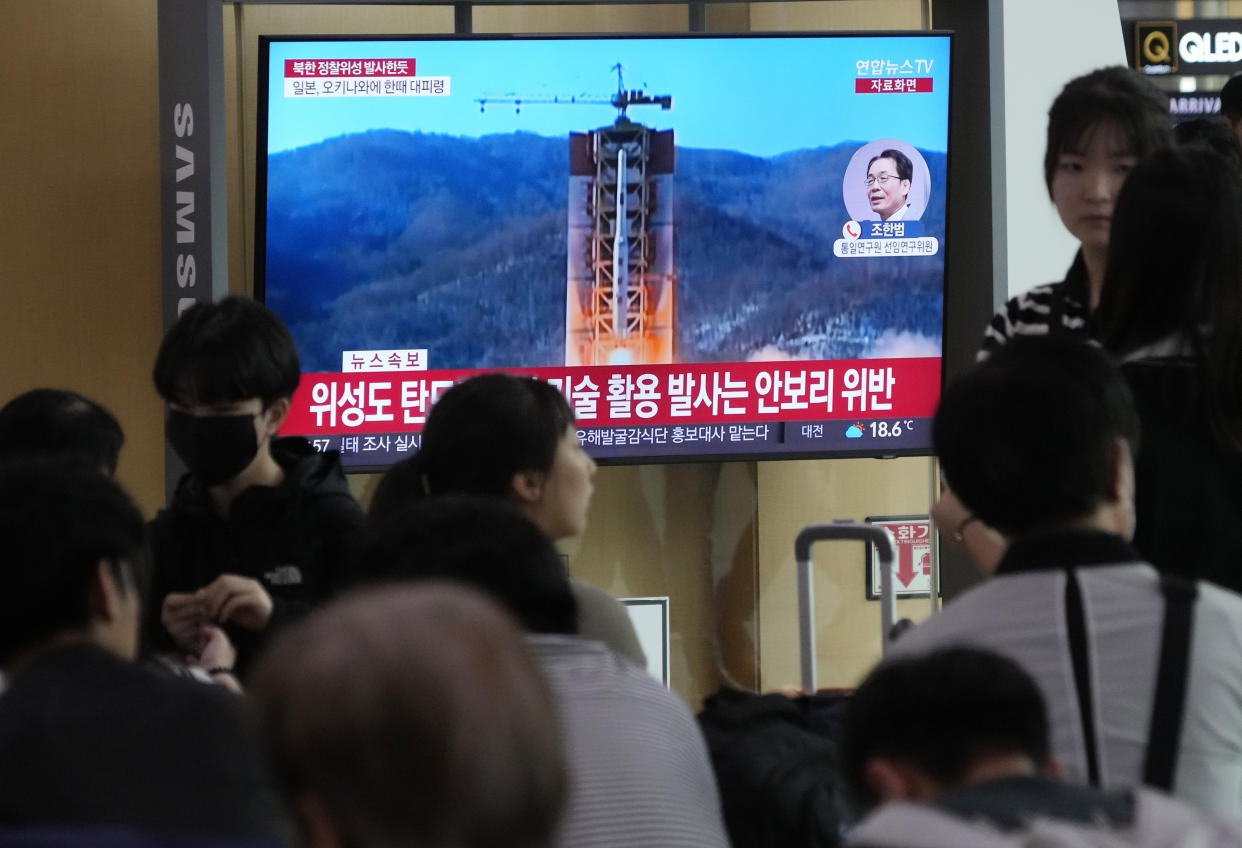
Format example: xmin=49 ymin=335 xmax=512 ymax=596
xmin=254 ymin=29 xmax=954 ymax=470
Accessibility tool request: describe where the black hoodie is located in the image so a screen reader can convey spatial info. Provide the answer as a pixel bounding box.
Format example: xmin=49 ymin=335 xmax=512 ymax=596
xmin=145 ymin=436 xmax=365 ymax=673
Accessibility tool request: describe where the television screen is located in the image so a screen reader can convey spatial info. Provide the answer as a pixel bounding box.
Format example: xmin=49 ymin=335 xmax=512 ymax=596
xmin=257 ymin=32 xmax=951 ymax=467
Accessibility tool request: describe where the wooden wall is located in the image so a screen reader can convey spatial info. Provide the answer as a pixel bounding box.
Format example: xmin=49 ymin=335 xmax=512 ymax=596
xmin=0 ymin=0 xmax=165 ymax=516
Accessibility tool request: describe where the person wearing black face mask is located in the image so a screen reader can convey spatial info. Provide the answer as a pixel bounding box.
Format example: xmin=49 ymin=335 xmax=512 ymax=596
xmin=146 ymin=298 xmax=366 ymax=675
xmin=165 ymin=405 xmax=267 ymax=488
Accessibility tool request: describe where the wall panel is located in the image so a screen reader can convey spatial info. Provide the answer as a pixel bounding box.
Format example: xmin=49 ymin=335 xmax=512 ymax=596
xmin=0 ymin=0 xmax=165 ymax=516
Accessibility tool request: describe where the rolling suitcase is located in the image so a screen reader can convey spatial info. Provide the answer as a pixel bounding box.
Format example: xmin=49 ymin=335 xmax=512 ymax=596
xmin=696 ymin=521 xmax=902 ymax=847
xmin=795 ymin=521 xmax=899 ymax=694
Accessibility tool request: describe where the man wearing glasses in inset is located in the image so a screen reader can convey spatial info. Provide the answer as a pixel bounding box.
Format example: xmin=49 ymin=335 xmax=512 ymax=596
xmin=866 ymin=148 xmax=913 ymax=221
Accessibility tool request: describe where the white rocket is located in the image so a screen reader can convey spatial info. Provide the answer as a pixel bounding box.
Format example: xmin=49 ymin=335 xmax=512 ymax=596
xmin=612 ymin=147 xmax=629 ymax=340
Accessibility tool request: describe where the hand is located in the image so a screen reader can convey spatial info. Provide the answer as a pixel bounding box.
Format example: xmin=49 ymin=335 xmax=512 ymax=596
xmin=186 ymin=626 xmax=242 ymax=694
xmin=196 ymin=574 xmax=274 ymax=631
xmin=186 ymin=624 xmax=237 ymax=672
xmin=161 ymin=592 xmax=209 ymax=651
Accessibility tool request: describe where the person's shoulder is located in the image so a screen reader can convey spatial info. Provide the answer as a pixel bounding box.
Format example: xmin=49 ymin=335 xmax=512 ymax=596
xmin=570 ymin=580 xmax=647 ymax=668
xmin=977 ymin=254 xmax=1095 ymax=358
xmin=0 ymin=651 xmax=281 ymax=839
xmin=1129 ymin=785 xmax=1242 ymax=845
xmin=847 ymin=801 xmax=1012 ymax=848
xmin=1 ymin=646 xmax=235 ymax=720
xmin=1189 ymin=579 xmax=1242 ymax=646
xmin=996 ymin=281 xmax=1072 ymax=312
xmin=528 ymin=634 xmax=686 ymax=709
xmin=113 ymin=660 xmax=262 ymax=762
xmin=275 ymin=436 xmax=341 ymax=485
xmin=152 ymin=471 xmax=213 ymax=523
xmin=889 ymin=577 xmax=1036 ymax=657
xmin=118 ymin=652 xmax=241 ymax=708
xmin=275 ymin=437 xmax=364 ymax=521
xmin=978 ymin=283 xmax=1072 ymax=357
xmin=849 ymin=786 xmax=1242 ymax=847
xmin=527 ymin=632 xmax=645 ymax=682
xmin=1195 ymin=577 xmax=1242 ymax=606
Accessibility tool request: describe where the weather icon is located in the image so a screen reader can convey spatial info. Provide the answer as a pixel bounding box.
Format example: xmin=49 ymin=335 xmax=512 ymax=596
xmin=845 ymin=423 xmax=865 ymax=439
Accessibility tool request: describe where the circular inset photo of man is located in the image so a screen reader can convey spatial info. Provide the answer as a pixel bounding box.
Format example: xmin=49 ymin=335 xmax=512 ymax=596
xmin=842 ymin=139 xmax=932 ymax=223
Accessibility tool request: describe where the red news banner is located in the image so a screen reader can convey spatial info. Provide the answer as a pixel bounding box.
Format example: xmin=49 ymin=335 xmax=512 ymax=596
xmin=284 ymin=58 xmax=416 ymax=77
xmin=283 ymin=358 xmax=941 ymax=437
xmin=854 ymin=77 xmax=933 ymax=93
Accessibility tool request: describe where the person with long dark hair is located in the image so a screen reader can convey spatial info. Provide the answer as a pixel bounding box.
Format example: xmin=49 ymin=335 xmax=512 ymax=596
xmin=372 ymin=373 xmax=592 ymax=537
xmin=369 ymin=373 xmax=645 ymax=664
xmin=1094 ymin=145 xmax=1242 ymax=590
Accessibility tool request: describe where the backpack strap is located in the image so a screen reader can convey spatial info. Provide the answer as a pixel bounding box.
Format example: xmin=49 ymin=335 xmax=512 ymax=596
xmin=1142 ymin=574 xmax=1199 ymax=791
xmin=1064 ymin=569 xmax=1101 ymax=786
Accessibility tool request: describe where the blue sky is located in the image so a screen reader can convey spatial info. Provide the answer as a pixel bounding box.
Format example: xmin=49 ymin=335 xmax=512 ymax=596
xmin=265 ymin=34 xmax=951 ymax=158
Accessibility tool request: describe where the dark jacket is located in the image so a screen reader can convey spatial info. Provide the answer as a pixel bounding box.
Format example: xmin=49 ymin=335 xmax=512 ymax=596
xmin=146 ymin=437 xmax=365 ymax=671
xmin=0 ymin=643 xmax=284 ymax=840
xmin=978 ymin=252 xmax=1092 ymax=358
xmin=1123 ymin=356 xmax=1242 ymax=595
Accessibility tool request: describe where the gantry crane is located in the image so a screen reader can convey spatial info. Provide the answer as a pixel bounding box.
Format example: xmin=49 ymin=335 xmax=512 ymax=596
xmin=477 ymin=65 xmax=677 ymax=367
xmin=475 ymin=63 xmax=672 ymax=118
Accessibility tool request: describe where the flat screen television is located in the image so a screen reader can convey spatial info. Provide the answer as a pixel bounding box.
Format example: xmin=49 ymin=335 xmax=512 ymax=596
xmin=257 ymin=32 xmax=952 ymax=468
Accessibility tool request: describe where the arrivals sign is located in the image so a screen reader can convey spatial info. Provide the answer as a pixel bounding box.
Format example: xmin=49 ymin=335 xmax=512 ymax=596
xmin=1129 ymin=19 xmax=1242 ymax=76
xmin=1169 ymin=93 xmax=1221 ymax=119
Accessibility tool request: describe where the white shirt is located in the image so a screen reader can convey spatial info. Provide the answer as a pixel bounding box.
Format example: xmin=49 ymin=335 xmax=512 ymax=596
xmin=525 ymin=635 xmax=729 ymax=848
xmin=891 ymin=535 xmax=1242 ymax=819
xmin=848 ymin=789 xmax=1242 ymax=847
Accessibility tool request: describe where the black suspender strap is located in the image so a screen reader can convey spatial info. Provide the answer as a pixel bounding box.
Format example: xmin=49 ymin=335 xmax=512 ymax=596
xmin=1064 ymin=569 xmax=1101 ymax=786
xmin=1142 ymin=574 xmax=1199 ymax=791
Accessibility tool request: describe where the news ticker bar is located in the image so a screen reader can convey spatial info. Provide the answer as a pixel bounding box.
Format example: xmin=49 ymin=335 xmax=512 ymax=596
xmin=299 ymin=417 xmax=933 ymax=467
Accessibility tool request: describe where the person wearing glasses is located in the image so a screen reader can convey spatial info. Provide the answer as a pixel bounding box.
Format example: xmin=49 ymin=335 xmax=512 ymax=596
xmin=865 ymin=148 xmax=913 ymax=221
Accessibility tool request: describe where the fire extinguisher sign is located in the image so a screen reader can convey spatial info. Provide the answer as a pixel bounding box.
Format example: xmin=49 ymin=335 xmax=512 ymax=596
xmin=864 ymin=515 xmax=937 ymax=600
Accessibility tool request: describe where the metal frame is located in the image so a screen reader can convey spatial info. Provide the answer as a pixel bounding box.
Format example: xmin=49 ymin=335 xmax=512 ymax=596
xmin=795 ymin=521 xmax=898 ymax=694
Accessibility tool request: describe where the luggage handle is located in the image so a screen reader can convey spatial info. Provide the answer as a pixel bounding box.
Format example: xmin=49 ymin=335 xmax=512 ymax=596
xmin=795 ymin=521 xmax=897 ymax=694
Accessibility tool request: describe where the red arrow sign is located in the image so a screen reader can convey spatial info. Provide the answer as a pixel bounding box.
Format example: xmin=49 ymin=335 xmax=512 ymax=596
xmin=867 ymin=517 xmax=937 ymax=601
xmin=896 ymin=543 xmax=917 ymax=588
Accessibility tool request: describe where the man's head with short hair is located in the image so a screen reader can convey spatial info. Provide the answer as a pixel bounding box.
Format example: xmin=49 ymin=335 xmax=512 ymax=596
xmin=249 ymin=583 xmax=566 ymax=848
xmin=0 ymin=389 xmax=124 ymax=475
xmin=842 ymin=647 xmax=1051 ymax=811
xmin=362 ymin=495 xmax=578 ymax=635
xmin=866 ymin=148 xmax=913 ymax=220
xmin=868 ymin=148 xmax=913 ymax=182
xmin=154 ymin=298 xmax=302 ymax=490
xmin=0 ymin=457 xmax=150 ymax=669
xmin=153 ymin=297 xmax=300 ymax=409
xmin=1043 ymin=66 xmax=1171 ymax=195
xmin=934 ymin=337 xmax=1140 ymax=538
